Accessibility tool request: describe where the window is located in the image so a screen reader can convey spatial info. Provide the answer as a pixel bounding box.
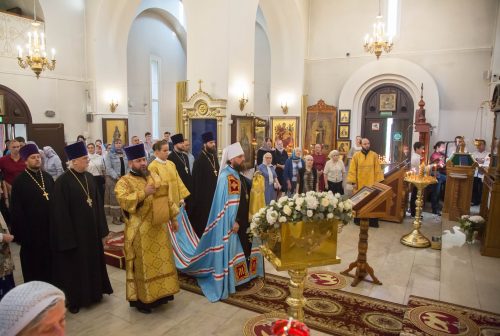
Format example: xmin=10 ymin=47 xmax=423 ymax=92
xmin=150 ymin=56 xmax=160 ymax=139
xmin=387 ymin=0 xmax=399 ymax=38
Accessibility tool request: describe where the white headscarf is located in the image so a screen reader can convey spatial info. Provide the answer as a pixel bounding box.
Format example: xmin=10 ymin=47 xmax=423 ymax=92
xmin=0 ymin=281 xmax=65 ymax=336
xmin=219 ymin=142 xmax=244 ymax=175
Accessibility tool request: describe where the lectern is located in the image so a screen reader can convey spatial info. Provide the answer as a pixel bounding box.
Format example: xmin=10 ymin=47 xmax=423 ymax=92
xmin=341 ymin=183 xmax=392 ymax=286
xmin=442 ymin=150 xmax=478 ymax=221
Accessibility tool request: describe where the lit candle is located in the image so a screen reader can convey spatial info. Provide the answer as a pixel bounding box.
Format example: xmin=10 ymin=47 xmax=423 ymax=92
xmin=17 ymin=46 xmax=22 ymax=58
xmin=28 ymin=32 xmax=32 ymax=46
xmin=41 ymin=32 xmax=45 ymax=50
xmin=51 ymin=48 xmax=56 ymax=60
xmin=364 ymin=34 xmax=369 ymax=45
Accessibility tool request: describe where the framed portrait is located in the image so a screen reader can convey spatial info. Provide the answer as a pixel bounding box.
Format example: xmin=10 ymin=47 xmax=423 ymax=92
xmin=271 ymin=117 xmax=299 ymax=153
xmin=339 ymin=110 xmax=350 ymax=124
xmin=337 ymin=140 xmax=351 ymax=153
xmin=0 ymin=95 xmax=4 ymax=116
xmin=338 ymin=125 xmax=350 ymax=139
xmin=305 ymin=100 xmax=337 ymax=153
xmin=371 ymin=122 xmax=380 ymax=131
xmin=102 ymin=118 xmax=129 ymax=146
xmin=191 ymin=119 xmax=217 ymax=159
xmin=254 ymin=117 xmax=268 ymax=149
xmin=379 ymin=93 xmax=396 ymax=111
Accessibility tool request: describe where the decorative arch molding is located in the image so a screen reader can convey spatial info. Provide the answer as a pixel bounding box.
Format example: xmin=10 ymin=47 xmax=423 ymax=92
xmin=338 ymin=58 xmax=440 ymax=142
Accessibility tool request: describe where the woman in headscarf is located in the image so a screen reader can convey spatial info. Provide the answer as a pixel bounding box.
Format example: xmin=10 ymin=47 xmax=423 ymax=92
xmin=104 ymin=138 xmax=128 ymax=224
xmin=258 ymin=152 xmax=280 ymax=204
xmin=324 ymin=150 xmax=345 ymax=195
xmin=283 ymin=148 xmax=305 ymax=196
xmin=298 ymin=155 xmax=318 ymax=193
xmin=42 ymin=146 xmax=64 ymax=180
xmin=0 ymin=281 xmax=66 ymax=336
xmin=87 ymin=143 xmax=106 ymax=204
xmin=256 ymin=137 xmax=275 ymax=166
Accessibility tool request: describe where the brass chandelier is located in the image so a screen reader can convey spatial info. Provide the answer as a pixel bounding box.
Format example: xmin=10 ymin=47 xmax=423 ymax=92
xmin=363 ymin=0 xmax=393 ymax=59
xmin=17 ymin=1 xmax=56 ymax=78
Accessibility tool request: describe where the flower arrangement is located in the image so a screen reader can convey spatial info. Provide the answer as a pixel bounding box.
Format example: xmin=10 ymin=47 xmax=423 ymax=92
xmin=458 ymin=215 xmax=485 ymax=242
xmin=249 ymin=191 xmax=353 ymax=239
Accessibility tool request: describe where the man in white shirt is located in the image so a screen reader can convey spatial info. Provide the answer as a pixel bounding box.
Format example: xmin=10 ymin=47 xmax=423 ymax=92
xmin=471 ymin=140 xmax=489 ymax=206
xmin=410 ymin=142 xmax=424 ymax=217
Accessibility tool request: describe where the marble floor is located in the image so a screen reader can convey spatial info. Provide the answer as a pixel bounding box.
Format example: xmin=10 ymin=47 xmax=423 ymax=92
xmin=8 ymin=212 xmax=500 ymax=335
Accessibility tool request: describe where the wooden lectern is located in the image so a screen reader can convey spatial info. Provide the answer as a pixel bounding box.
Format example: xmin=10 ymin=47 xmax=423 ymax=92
xmin=442 ymin=150 xmax=478 ymax=221
xmin=341 ymin=183 xmax=392 ymax=286
xmin=381 ymin=161 xmax=409 ymax=223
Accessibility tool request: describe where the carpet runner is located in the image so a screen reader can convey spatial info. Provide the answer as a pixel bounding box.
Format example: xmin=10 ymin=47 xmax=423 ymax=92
xmin=103 ymin=231 xmax=125 ymax=270
xmin=402 ymin=295 xmax=500 ymax=336
xmin=179 ymin=272 xmax=406 ymax=335
xmin=103 ymin=232 xmax=500 ymax=335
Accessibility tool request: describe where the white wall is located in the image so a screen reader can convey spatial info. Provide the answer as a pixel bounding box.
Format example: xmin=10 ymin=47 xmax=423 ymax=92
xmin=254 ymin=22 xmax=271 ymax=116
xmin=0 ymin=0 xmax=88 ymax=143
xmin=127 ymin=11 xmax=186 ymax=141
xmin=306 ymin=0 xmax=498 ymax=148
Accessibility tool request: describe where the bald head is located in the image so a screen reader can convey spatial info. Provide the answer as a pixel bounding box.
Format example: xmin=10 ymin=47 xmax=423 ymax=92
xmin=361 ymin=138 xmax=370 ymax=151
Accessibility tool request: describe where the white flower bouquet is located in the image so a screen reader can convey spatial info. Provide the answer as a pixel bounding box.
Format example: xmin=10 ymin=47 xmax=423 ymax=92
xmin=249 ymin=191 xmax=354 ymax=239
xmin=458 ymin=215 xmax=485 ymax=232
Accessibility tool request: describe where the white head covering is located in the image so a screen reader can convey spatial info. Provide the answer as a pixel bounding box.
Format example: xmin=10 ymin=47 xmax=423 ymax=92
xmin=219 ymin=142 xmax=244 ymax=174
xmin=0 ymin=281 xmax=65 ymax=336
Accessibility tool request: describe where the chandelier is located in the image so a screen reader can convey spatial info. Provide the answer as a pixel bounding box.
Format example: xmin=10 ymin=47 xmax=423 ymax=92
xmin=363 ymin=1 xmax=393 ymax=59
xmin=16 ymin=1 xmax=56 ymax=78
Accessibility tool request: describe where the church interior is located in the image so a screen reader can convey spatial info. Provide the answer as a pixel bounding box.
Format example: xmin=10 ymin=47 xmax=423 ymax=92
xmin=1 ymin=0 xmax=500 ymax=335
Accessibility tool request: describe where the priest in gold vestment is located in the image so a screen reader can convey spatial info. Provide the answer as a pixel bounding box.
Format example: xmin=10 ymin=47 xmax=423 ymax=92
xmin=347 ymin=138 xmax=384 ymax=227
xmin=115 ymin=144 xmax=180 ymax=314
xmin=148 ymin=140 xmax=190 ymax=206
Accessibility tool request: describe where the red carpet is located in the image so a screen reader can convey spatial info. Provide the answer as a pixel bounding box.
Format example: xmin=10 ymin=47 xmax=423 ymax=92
xmin=103 ymin=231 xmax=125 ymax=270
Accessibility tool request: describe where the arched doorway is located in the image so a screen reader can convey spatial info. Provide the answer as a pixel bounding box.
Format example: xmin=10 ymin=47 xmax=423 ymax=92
xmin=361 ymin=84 xmax=414 ymax=162
xmin=0 ymin=84 xmax=65 ymax=160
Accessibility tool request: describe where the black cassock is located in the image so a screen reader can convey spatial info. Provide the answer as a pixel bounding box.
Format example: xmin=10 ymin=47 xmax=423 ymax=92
xmin=11 ymin=169 xmax=55 ymax=283
xmin=236 ymin=174 xmax=252 ymax=259
xmin=190 ymin=150 xmax=220 ymax=237
xmin=168 ymin=150 xmax=193 ymax=192
xmin=51 ymin=169 xmax=112 ymax=309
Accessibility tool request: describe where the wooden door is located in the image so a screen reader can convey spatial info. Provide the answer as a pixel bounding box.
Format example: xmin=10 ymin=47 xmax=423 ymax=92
xmin=27 ymin=124 xmax=66 ymax=162
xmin=361 ymin=85 xmax=414 ymax=161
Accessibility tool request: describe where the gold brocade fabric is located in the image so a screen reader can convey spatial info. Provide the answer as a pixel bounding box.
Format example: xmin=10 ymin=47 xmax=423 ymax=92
xmin=114 ymin=173 xmax=180 ymax=303
xmin=148 ymin=160 xmax=190 ymax=205
xmin=249 ymin=172 xmax=266 ymax=221
xmin=347 ymin=151 xmax=384 ymax=191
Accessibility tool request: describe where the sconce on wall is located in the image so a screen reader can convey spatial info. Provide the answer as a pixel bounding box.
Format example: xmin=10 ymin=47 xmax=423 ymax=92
xmin=239 ymin=93 xmax=248 ymax=111
xmin=110 ymin=99 xmax=118 ymax=112
xmin=281 ymin=101 xmax=288 ymax=114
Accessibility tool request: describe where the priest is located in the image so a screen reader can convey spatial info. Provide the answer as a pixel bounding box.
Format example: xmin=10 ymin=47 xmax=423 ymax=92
xmin=115 ymin=144 xmax=180 ymax=314
xmin=190 ymin=132 xmax=220 ymax=237
xmin=168 ymin=133 xmax=193 ymax=192
xmin=51 ymin=141 xmax=112 ymax=313
xmin=170 ymin=142 xmax=264 ymax=302
xmin=10 ymin=144 xmax=54 ymax=283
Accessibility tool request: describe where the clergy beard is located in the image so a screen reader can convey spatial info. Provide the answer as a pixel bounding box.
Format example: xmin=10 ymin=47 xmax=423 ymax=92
xmin=27 ymin=166 xmax=40 ymax=172
xmin=361 ymin=148 xmax=370 ymax=155
xmin=204 ymin=145 xmax=217 ymax=155
xmin=230 ymin=162 xmax=244 ymax=172
xmin=132 ymin=168 xmax=150 ymax=177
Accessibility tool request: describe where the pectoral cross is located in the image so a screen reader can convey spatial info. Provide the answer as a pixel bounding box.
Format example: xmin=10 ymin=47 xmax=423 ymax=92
xmin=214 ymin=170 xmax=218 ymax=176
xmin=43 ymin=191 xmax=49 ymax=200
xmin=87 ymin=197 xmax=93 ymax=207
xmin=185 ymin=166 xmax=189 ymax=174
